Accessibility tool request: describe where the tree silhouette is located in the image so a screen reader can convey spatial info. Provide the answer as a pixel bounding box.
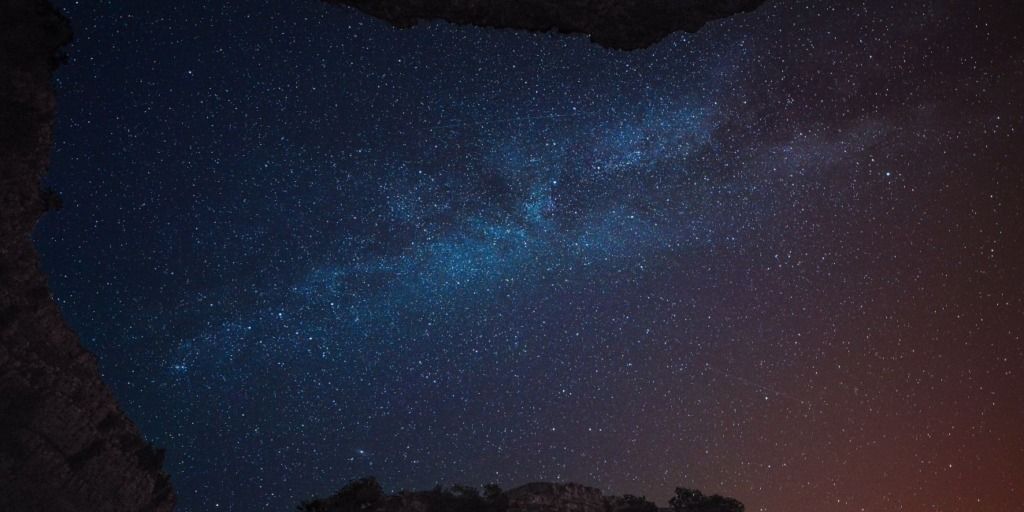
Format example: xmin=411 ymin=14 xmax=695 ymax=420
xmin=298 ymin=479 xmax=742 ymax=512
xmin=669 ymin=487 xmax=744 ymax=512
xmin=423 ymin=484 xmax=488 ymax=512
xmin=483 ymin=484 xmax=508 ymax=512
xmin=612 ymin=494 xmax=658 ymax=512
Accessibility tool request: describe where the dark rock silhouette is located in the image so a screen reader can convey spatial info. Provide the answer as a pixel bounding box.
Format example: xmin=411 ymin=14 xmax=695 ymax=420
xmin=322 ymin=0 xmax=765 ymax=50
xmin=0 ymin=0 xmax=174 ymax=510
xmin=299 ymin=478 xmax=743 ymax=512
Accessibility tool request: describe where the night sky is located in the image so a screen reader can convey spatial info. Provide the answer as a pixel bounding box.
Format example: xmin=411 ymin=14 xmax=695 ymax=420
xmin=37 ymin=1 xmax=1024 ymax=511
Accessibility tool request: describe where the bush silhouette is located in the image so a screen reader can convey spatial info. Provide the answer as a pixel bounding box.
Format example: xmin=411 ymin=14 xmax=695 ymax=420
xmin=299 ymin=479 xmax=742 ymax=512
xmin=612 ymin=494 xmax=658 ymax=512
xmin=669 ymin=487 xmax=744 ymax=512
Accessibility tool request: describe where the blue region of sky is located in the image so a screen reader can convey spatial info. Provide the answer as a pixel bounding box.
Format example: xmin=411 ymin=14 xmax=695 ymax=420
xmin=37 ymin=1 xmax=1024 ymax=511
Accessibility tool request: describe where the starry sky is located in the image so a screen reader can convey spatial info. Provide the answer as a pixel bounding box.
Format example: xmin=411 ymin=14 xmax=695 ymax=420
xmin=37 ymin=1 xmax=1024 ymax=511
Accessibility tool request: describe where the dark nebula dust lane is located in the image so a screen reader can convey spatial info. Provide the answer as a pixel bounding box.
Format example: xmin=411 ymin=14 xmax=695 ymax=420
xmin=36 ymin=1 xmax=1024 ymax=511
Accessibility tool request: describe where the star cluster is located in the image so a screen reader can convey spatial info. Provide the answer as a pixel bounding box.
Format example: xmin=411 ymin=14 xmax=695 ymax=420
xmin=38 ymin=1 xmax=1024 ymax=511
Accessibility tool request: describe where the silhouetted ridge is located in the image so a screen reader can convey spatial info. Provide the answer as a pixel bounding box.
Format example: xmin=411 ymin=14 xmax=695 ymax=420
xmin=299 ymin=477 xmax=744 ymax=512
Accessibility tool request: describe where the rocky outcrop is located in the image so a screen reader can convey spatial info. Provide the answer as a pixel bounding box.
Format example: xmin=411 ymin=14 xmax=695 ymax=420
xmin=322 ymin=0 xmax=765 ymax=50
xmin=0 ymin=1 xmax=174 ymax=510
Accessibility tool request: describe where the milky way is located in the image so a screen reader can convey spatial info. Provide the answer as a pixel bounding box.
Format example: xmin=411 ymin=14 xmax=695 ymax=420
xmin=38 ymin=1 xmax=1024 ymax=511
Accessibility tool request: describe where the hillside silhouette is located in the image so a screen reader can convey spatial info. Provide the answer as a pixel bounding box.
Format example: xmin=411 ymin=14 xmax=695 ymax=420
xmin=299 ymin=478 xmax=743 ymax=512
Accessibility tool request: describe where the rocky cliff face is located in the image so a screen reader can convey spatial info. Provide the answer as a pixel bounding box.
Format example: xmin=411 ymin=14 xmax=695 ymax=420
xmin=322 ymin=0 xmax=765 ymax=50
xmin=0 ymin=1 xmax=174 ymax=510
